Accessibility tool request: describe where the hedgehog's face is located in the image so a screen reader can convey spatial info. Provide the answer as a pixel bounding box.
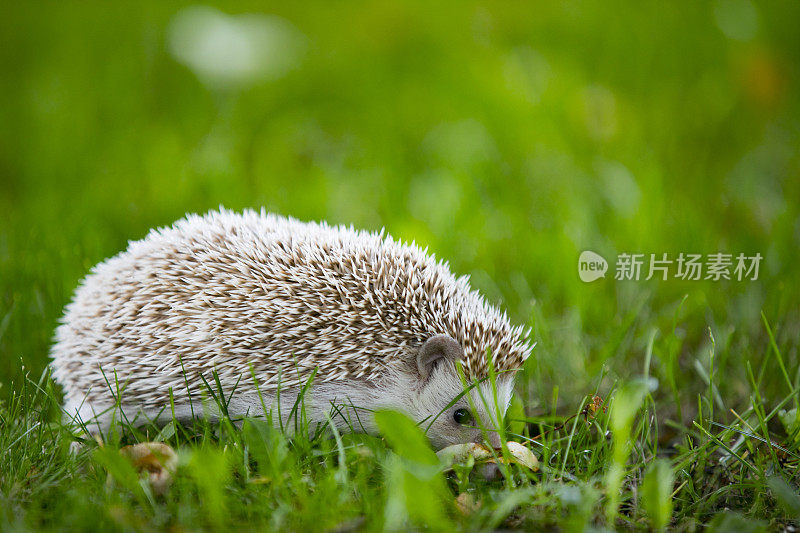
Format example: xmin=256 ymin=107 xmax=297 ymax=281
xmin=414 ymin=335 xmax=517 ymax=450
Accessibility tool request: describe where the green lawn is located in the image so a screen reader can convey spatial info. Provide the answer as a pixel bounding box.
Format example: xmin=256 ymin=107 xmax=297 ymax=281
xmin=2 ymin=1 xmax=800 ymax=530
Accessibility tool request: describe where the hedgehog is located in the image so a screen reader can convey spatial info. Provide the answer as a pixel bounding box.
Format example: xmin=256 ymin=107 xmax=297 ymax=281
xmin=51 ymin=209 xmax=533 ymax=449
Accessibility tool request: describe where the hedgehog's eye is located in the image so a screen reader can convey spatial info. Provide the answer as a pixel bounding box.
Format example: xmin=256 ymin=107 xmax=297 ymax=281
xmin=453 ymin=408 xmax=474 ymax=426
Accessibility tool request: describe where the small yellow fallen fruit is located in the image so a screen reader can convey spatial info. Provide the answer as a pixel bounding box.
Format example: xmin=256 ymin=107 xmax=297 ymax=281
xmin=436 ymin=441 xmax=538 ymax=472
xmin=119 ymin=442 xmax=179 ymax=494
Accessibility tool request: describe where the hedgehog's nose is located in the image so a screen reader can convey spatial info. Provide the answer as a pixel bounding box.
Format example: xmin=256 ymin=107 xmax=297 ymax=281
xmin=475 ymin=432 xmax=505 ymax=481
xmin=478 ymin=462 xmax=503 ymax=481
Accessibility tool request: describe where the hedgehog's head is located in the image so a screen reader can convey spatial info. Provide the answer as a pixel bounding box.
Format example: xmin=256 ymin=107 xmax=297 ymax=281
xmin=411 ymin=334 xmax=525 ymax=450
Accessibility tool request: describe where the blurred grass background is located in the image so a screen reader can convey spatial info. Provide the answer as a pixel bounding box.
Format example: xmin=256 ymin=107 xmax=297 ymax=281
xmin=1 ymin=0 xmax=799 ymax=423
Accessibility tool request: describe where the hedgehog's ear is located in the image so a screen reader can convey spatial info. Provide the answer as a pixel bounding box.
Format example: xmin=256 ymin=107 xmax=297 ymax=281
xmin=417 ymin=335 xmax=463 ymax=379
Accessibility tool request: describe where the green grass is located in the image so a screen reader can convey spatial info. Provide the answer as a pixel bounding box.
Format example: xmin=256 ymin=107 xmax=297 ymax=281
xmin=2 ymin=0 xmax=800 ymax=530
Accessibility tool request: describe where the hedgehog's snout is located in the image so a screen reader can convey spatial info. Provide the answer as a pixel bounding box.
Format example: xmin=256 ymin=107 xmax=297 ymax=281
xmin=477 ymin=461 xmax=503 ymax=481
xmin=474 ymin=433 xmax=505 ymax=480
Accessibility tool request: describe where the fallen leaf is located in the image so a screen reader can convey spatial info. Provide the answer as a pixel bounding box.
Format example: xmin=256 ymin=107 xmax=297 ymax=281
xmin=437 ymin=441 xmax=539 ymax=473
